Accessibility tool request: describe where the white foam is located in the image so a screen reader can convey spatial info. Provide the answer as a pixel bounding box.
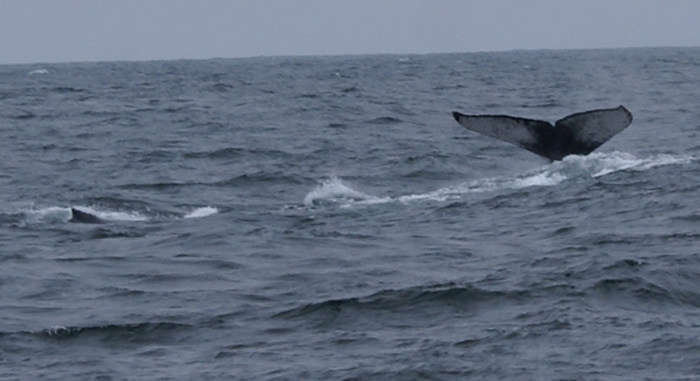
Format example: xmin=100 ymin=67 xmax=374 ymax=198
xmin=614 ymin=153 xmax=694 ymax=175
xmin=23 ymin=206 xmax=70 ymax=224
xmin=551 ymin=151 xmax=695 ymax=178
xmin=28 ymin=69 xmax=48 ymax=75
xmin=303 ymin=177 xmax=384 ymax=207
xmin=304 ymin=152 xmax=694 ymax=209
xmin=184 ymin=206 xmax=219 ymax=219
xmin=510 ymin=171 xmax=567 ymax=188
xmin=45 ymin=325 xmax=68 ymax=336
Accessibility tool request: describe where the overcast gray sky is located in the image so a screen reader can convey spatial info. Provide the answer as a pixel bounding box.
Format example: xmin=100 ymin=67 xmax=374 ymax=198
xmin=1 ymin=0 xmax=699 ymax=64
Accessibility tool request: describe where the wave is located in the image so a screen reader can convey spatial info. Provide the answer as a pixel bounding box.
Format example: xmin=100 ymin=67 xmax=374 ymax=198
xmin=590 ymin=275 xmax=700 ymax=308
xmin=11 ymin=111 xmax=37 ymax=120
xmin=276 ymin=282 xmax=517 ymax=321
xmin=366 ymin=116 xmax=402 ymax=125
xmin=52 ymin=86 xmax=86 ymax=94
xmin=122 ymin=172 xmax=306 ymax=191
xmin=35 ymin=321 xmax=192 ymax=342
xmin=210 ymin=82 xmax=234 ymax=92
xmin=183 ymin=147 xmax=245 ymax=159
xmin=119 ymin=181 xmax=203 ymax=190
xmin=218 ymin=172 xmax=307 ymax=187
xmin=277 ymin=264 xmax=700 ymax=327
xmin=87 ymin=227 xmax=149 ymax=239
xmin=183 ymin=147 xmax=296 ymax=161
xmin=303 ymin=152 xmax=695 ymax=208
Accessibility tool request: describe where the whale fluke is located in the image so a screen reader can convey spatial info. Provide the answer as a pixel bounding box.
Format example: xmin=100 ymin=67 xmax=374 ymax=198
xmin=452 ymin=106 xmax=633 ymax=161
xmin=69 ymin=208 xmax=104 ymax=224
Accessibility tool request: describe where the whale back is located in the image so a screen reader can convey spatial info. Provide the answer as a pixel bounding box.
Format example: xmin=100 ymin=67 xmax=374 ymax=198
xmin=69 ymin=208 xmax=104 ymax=224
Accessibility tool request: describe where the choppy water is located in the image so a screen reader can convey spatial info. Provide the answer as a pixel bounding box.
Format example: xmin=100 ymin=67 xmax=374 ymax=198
xmin=1 ymin=47 xmax=700 ymax=380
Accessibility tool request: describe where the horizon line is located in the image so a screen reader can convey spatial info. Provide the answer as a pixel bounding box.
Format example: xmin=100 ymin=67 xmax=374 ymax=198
xmin=2 ymin=44 xmax=698 ymax=67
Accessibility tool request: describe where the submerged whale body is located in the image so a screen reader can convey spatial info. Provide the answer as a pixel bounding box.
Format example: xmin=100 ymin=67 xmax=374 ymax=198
xmin=452 ymin=106 xmax=633 ymax=161
xmin=69 ymin=208 xmax=104 ymax=224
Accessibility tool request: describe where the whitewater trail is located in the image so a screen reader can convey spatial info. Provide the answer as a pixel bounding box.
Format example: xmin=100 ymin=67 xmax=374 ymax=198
xmin=12 ymin=205 xmax=219 ymax=226
xmin=303 ymin=152 xmax=696 ymax=208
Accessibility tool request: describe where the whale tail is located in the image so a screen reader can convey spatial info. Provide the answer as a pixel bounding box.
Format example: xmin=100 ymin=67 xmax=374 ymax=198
xmin=69 ymin=208 xmax=104 ymax=224
xmin=452 ymin=106 xmax=633 ymax=161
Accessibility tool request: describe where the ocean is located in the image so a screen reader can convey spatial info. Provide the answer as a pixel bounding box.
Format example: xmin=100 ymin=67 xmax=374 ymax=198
xmin=1 ymin=47 xmax=699 ymax=380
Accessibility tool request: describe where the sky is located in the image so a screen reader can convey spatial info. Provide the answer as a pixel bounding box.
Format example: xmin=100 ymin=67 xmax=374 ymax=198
xmin=1 ymin=0 xmax=700 ymax=65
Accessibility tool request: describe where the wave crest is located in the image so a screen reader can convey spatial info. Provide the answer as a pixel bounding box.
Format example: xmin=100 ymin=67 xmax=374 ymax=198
xmin=39 ymin=321 xmax=191 ymax=342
